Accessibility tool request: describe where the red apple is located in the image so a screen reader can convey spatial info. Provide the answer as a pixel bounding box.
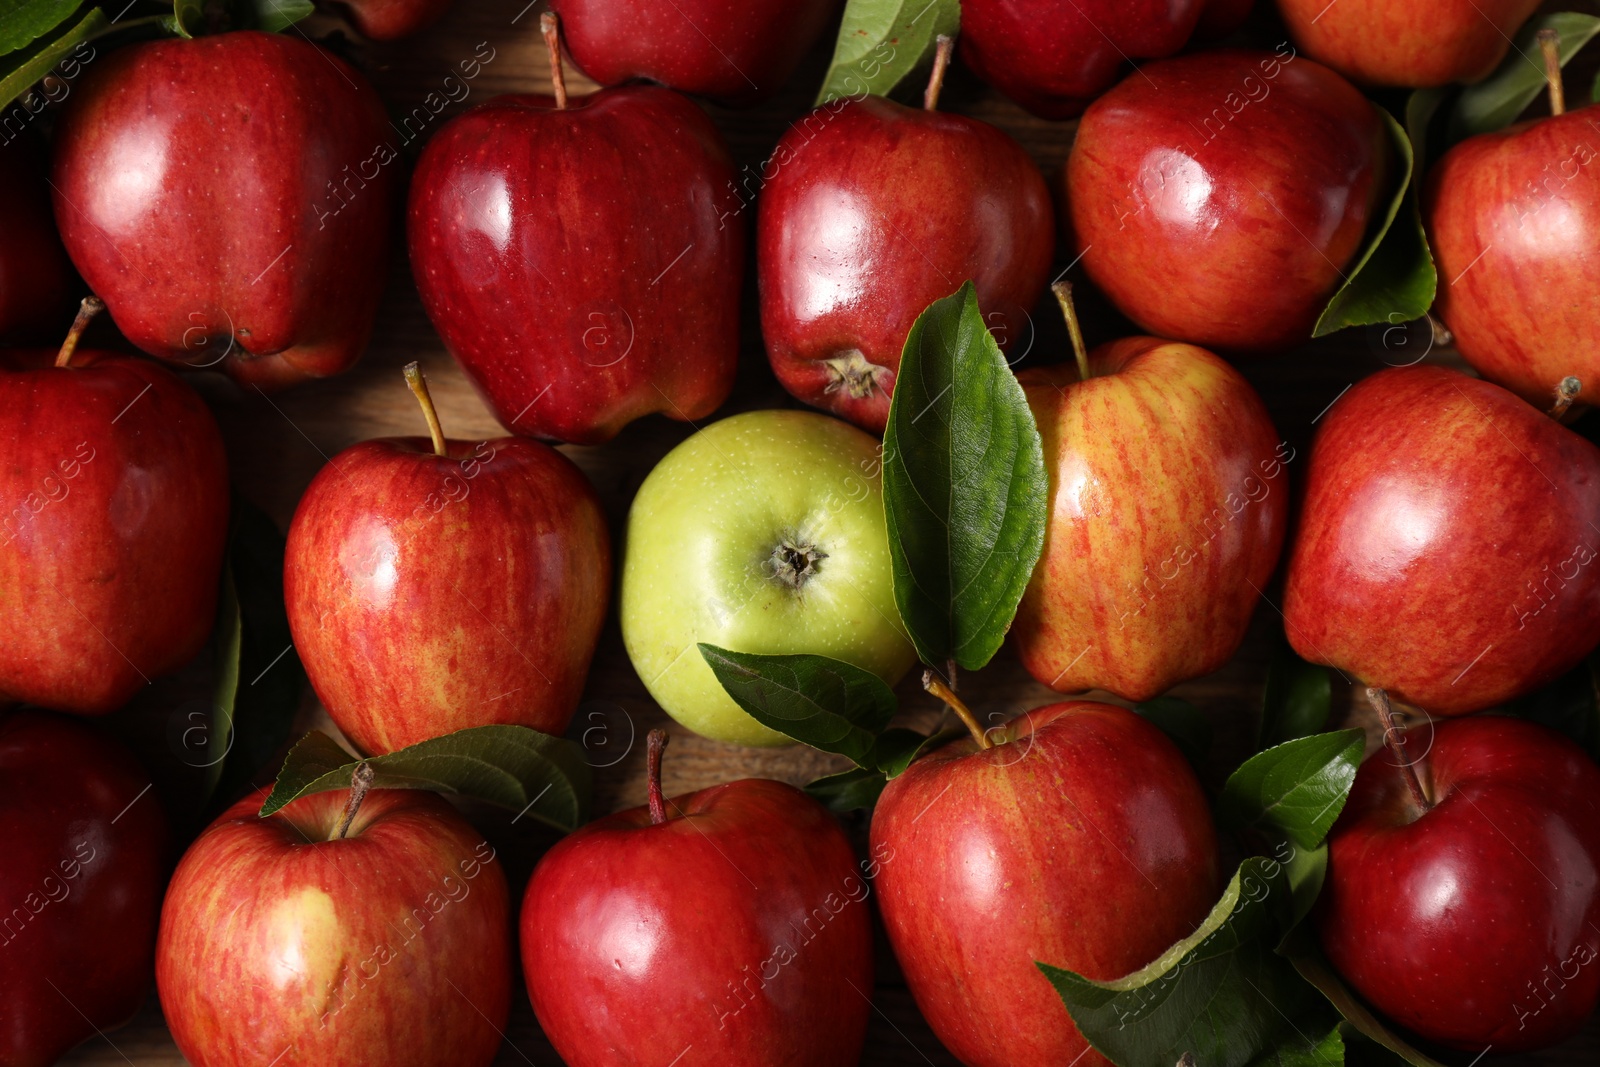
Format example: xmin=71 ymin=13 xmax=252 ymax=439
xmin=1283 ymin=366 xmax=1600 ymax=715
xmin=1068 ymin=49 xmax=1390 ymax=352
xmin=1 ymin=710 xmax=169 ymax=1067
xmin=1426 ymin=50 xmax=1600 ymax=409
xmin=1318 ymin=707 xmax=1600 ymax=1051
xmin=0 ymin=134 xmax=73 ymax=343
xmin=549 ymin=0 xmax=842 ymax=104
xmin=50 ymin=31 xmax=394 ymax=390
xmin=158 ymin=779 xmax=511 ymax=1067
xmin=522 ymin=731 xmax=874 ymax=1066
xmin=409 ymin=16 xmax=742 ymax=445
xmin=872 ymin=691 xmax=1222 ymax=1067
xmin=1013 ymin=290 xmax=1288 ymax=699
xmin=757 ymin=39 xmax=1053 ymax=433
xmin=1277 ymin=0 xmax=1542 ymax=87
xmin=0 ymin=301 xmax=230 ymax=715
xmin=335 ymin=0 xmax=454 ymax=40
xmin=285 ymin=364 xmax=609 ymax=755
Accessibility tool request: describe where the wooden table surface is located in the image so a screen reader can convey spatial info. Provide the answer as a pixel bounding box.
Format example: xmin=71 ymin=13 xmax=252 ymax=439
xmin=54 ymin=0 xmax=1600 ymax=1063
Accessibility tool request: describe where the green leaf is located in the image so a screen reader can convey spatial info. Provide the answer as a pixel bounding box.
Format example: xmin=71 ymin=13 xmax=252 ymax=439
xmin=170 ymin=0 xmax=203 ymax=35
xmin=0 ymin=4 xmax=105 ymax=111
xmin=1247 ymin=1026 xmax=1344 ymax=1067
xmin=1449 ymin=12 xmax=1600 ymax=142
xmin=1260 ymin=648 xmax=1333 ymax=748
xmin=1219 ymin=731 xmax=1365 ymax=850
xmin=1282 ymin=842 xmax=1329 ymax=935
xmin=202 ymin=564 xmax=244 ymax=803
xmin=174 ymin=0 xmax=313 ymax=35
xmin=1593 ymin=67 xmax=1600 ymax=104
xmin=1040 ymin=857 xmax=1336 ymax=1067
xmin=0 ymin=0 xmax=83 ymax=58
xmin=815 ymin=0 xmax=960 ymax=106
xmin=1403 ymin=87 xmax=1450 ymax=194
xmin=698 ymin=645 xmax=898 ymax=765
xmin=259 ymin=726 xmax=593 ymax=832
xmin=251 ymin=0 xmax=313 ymax=32
xmin=805 ymin=766 xmax=888 ymax=813
xmin=882 ymin=282 xmax=1048 ymax=672
xmin=1136 ymin=696 xmax=1213 ymax=773
xmin=1313 ymin=112 xmax=1436 ymax=338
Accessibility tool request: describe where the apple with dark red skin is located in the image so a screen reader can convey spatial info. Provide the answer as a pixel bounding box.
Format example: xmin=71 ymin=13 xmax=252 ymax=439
xmin=1013 ymin=288 xmax=1287 ymax=699
xmin=284 ymin=364 xmax=609 ymax=756
xmin=1278 ymin=0 xmax=1542 ymax=87
xmin=158 ymin=780 xmax=511 ymax=1067
xmin=1068 ymin=49 xmax=1390 ymax=353
xmin=758 ymin=39 xmax=1053 ymax=433
xmin=1284 ymin=366 xmax=1600 ymax=715
xmin=410 ymin=16 xmax=742 ymax=445
xmin=549 ymin=0 xmax=841 ymax=104
xmin=872 ymin=688 xmax=1221 ymax=1067
xmin=51 ymin=31 xmax=394 ymax=389
xmin=1427 ymin=40 xmax=1600 ymax=409
xmin=522 ymin=731 xmax=874 ymax=1066
xmin=334 ymin=0 xmax=454 ymax=40
xmin=0 ymin=134 xmax=73 ymax=342
xmin=0 ymin=301 xmax=229 ymax=715
xmin=1318 ymin=706 xmax=1600 ymax=1050
xmin=0 ymin=711 xmax=169 ymax=1067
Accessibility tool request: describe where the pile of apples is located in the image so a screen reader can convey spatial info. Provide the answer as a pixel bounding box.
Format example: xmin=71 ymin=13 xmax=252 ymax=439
xmin=4 ymin=0 xmax=1600 ymax=1065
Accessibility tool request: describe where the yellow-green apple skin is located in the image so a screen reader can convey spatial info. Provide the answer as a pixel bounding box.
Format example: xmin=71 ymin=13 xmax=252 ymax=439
xmin=621 ymin=410 xmax=916 ymax=746
xmin=1013 ymin=338 xmax=1288 ymax=700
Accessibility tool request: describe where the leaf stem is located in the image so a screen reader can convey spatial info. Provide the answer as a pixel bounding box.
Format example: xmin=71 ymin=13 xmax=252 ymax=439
xmin=1052 ymin=281 xmax=1092 ymax=382
xmin=55 ymin=296 xmax=104 ymax=369
xmin=647 ymin=729 xmax=669 ymax=825
xmin=334 ymin=762 xmax=376 ymax=841
xmin=1549 ymin=376 xmax=1581 ymax=420
xmin=923 ymin=669 xmax=991 ymax=749
xmin=403 ymin=362 xmax=448 ymax=457
xmin=1366 ymin=688 xmax=1432 ymax=814
xmin=924 ymin=34 xmax=954 ymax=112
xmin=542 ymin=11 xmax=568 ymax=110
xmin=1539 ymin=28 xmax=1565 ymax=117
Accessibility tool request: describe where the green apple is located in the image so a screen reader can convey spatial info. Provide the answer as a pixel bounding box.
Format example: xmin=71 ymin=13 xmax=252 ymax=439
xmin=621 ymin=409 xmax=916 ymax=746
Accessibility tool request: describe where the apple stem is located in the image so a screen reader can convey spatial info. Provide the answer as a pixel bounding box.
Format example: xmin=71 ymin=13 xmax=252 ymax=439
xmin=334 ymin=762 xmax=376 ymax=841
xmin=1052 ymin=281 xmax=1092 ymax=382
xmin=403 ymin=361 xmax=448 ymax=458
xmin=1366 ymin=688 xmax=1432 ymax=814
xmin=55 ymin=295 xmax=104 ymax=369
xmin=923 ymin=669 xmax=991 ymax=749
xmin=541 ymin=11 xmax=568 ymax=110
xmin=646 ymin=728 xmax=669 ymax=825
xmin=923 ymin=34 xmax=955 ymax=111
xmin=1549 ymin=376 xmax=1581 ymax=419
xmin=1539 ymin=29 xmax=1566 ymax=117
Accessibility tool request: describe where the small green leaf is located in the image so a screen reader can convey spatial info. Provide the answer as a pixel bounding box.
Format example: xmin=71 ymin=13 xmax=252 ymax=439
xmin=805 ymin=767 xmax=889 ymax=813
xmin=1135 ymin=697 xmax=1213 ymax=773
xmin=1260 ymin=647 xmax=1333 ymax=748
xmin=815 ymin=0 xmax=960 ymax=106
xmin=0 ymin=4 xmax=105 ymax=111
xmin=877 ymin=726 xmax=962 ymax=777
xmin=251 ymin=0 xmax=313 ymax=32
xmin=174 ymin=0 xmax=313 ymax=35
xmin=170 ymin=0 xmax=203 ymax=36
xmin=1313 ymin=112 xmax=1436 ymax=337
xmin=1246 ymin=1026 xmax=1344 ymax=1067
xmin=0 ymin=0 xmax=84 ymax=58
xmin=1403 ymin=87 xmax=1450 ymax=193
xmin=1220 ymin=730 xmax=1365 ymax=850
xmin=1449 ymin=12 xmax=1600 ymax=142
xmin=1592 ymin=67 xmax=1600 ymax=104
xmin=1282 ymin=842 xmax=1328 ymax=935
xmin=259 ymin=726 xmax=593 ymax=832
xmin=883 ymin=282 xmax=1048 ymax=672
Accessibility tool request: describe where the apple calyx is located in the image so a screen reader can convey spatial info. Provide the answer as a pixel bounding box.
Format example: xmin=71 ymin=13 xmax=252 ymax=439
xmin=1549 ymin=376 xmax=1581 ymax=420
xmin=541 ymin=11 xmax=569 ymax=110
xmin=821 ymin=350 xmax=892 ymax=399
xmin=402 ymin=361 xmax=448 ymax=457
xmin=922 ymin=669 xmax=993 ymax=750
xmin=646 ymin=728 xmax=669 ymax=825
xmin=333 ymin=761 xmax=377 ymax=841
xmin=1051 ymin=281 xmax=1093 ymax=382
xmin=768 ymin=538 xmax=827 ymax=590
xmin=924 ymin=34 xmax=956 ymax=112
xmin=1366 ymin=688 xmax=1433 ymax=815
xmin=54 ymin=295 xmax=104 ymax=369
xmin=1539 ymin=29 xmax=1566 ymax=117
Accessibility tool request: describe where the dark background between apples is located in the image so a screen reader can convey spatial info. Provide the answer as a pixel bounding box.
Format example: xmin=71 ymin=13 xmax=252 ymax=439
xmin=52 ymin=0 xmax=1600 ymax=1063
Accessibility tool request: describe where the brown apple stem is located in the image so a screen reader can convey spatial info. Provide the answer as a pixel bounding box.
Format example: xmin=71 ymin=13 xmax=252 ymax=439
xmin=923 ymin=34 xmax=955 ymax=111
xmin=1539 ymin=29 xmax=1566 ymax=116
xmin=646 ymin=729 xmax=669 ymax=825
xmin=55 ymin=295 xmax=105 ymax=369
xmin=1366 ymin=688 xmax=1432 ymax=814
xmin=1549 ymin=376 xmax=1581 ymax=419
xmin=402 ymin=361 xmax=448 ymax=457
xmin=1052 ymin=281 xmax=1092 ymax=382
xmin=334 ymin=762 xmax=377 ymax=841
xmin=541 ymin=11 xmax=568 ymax=110
xmin=923 ymin=669 xmax=991 ymax=749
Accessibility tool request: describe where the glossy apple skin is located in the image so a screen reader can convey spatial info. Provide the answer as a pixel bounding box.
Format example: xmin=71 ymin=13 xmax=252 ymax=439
xmin=758 ymin=96 xmax=1053 ymax=434
xmin=0 ymin=135 xmax=73 ymax=342
xmin=1278 ymin=0 xmax=1542 ymax=87
xmin=1318 ymin=716 xmax=1600 ymax=1050
xmin=51 ymin=32 xmax=393 ymax=389
xmin=0 ymin=350 xmax=229 ymax=714
xmin=285 ymin=434 xmax=609 ymax=755
xmin=158 ymin=789 xmax=511 ymax=1067
xmin=1068 ymin=49 xmax=1389 ymax=353
xmin=338 ymin=0 xmax=454 ymax=39
xmin=522 ymin=777 xmax=873 ymax=1066
xmin=550 ymin=0 xmax=842 ymax=104
xmin=1427 ymin=105 xmax=1600 ymax=408
xmin=410 ymin=87 xmax=742 ymax=445
xmin=1284 ymin=366 xmax=1600 ymax=714
xmin=872 ymin=703 xmax=1222 ymax=1067
xmin=1014 ymin=338 xmax=1287 ymax=699
xmin=0 ymin=711 xmax=169 ymax=1067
